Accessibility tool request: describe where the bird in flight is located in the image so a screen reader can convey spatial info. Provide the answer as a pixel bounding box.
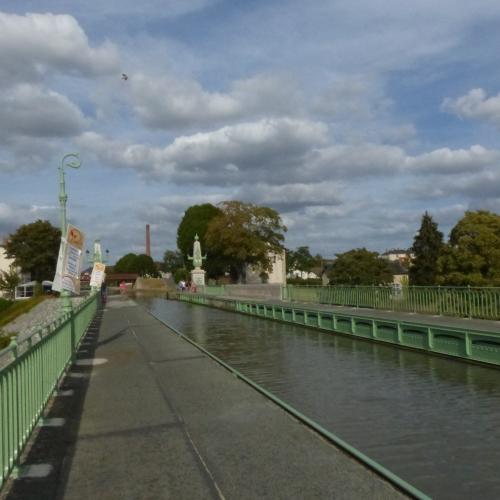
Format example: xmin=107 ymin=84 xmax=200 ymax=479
xmin=121 ymin=73 xmax=128 ymax=81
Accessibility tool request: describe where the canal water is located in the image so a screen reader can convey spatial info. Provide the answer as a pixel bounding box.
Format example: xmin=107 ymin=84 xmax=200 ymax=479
xmin=139 ymin=297 xmax=500 ymax=499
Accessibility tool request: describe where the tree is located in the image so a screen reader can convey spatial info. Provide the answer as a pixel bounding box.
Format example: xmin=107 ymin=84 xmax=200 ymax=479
xmin=328 ymin=248 xmax=393 ymax=285
xmin=176 ymin=203 xmax=224 ymax=278
xmin=0 ymin=268 xmax=20 ymax=299
xmin=287 ymin=246 xmax=322 ymax=274
xmin=135 ymin=254 xmax=160 ymax=277
xmin=438 ymin=210 xmax=500 ymax=286
xmin=162 ymin=250 xmax=184 ymax=273
xmin=205 ymin=201 xmax=287 ymax=282
xmin=409 ymin=212 xmax=444 ymax=285
xmin=114 ymin=253 xmax=138 ymax=273
xmin=4 ymin=220 xmax=61 ymax=282
xmin=114 ymin=253 xmax=159 ymax=277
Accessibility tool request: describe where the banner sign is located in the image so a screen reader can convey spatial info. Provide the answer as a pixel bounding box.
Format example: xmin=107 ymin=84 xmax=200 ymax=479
xmin=90 ymin=262 xmax=106 ymax=288
xmin=52 ymin=224 xmax=85 ymax=294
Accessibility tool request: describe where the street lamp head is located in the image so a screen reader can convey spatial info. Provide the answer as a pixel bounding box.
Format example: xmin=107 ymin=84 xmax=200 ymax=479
xmin=61 ymin=153 xmax=81 ymax=171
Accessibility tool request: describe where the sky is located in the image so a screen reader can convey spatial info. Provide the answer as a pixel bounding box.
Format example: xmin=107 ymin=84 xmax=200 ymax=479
xmin=1 ymin=1 xmax=500 ymax=263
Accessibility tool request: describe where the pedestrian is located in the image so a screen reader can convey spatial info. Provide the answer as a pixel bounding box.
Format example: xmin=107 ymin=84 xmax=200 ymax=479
xmin=100 ymin=280 xmax=107 ymax=303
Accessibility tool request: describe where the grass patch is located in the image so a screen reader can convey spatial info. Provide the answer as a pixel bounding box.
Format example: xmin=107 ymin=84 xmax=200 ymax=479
xmin=0 ymin=298 xmax=13 ymax=314
xmin=0 ymin=296 xmax=47 ymax=328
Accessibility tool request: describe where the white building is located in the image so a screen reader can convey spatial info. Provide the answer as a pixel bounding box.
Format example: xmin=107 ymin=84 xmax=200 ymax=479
xmin=245 ymin=251 xmax=286 ymax=285
xmin=0 ymin=246 xmax=14 ymax=275
xmin=381 ymin=249 xmax=414 ymax=263
xmin=289 ymin=270 xmax=320 ymax=280
xmin=0 ymin=246 xmax=17 ymax=298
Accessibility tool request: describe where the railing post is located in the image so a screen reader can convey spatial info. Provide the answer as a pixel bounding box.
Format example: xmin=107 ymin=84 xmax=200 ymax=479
xmin=70 ymin=308 xmax=76 ymax=363
xmin=438 ymin=286 xmax=442 ymax=316
xmin=467 ymin=285 xmax=472 ymax=319
xmin=10 ymin=338 xmax=20 ymax=470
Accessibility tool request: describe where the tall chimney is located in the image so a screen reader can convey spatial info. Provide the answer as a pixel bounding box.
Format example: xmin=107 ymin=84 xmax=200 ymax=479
xmin=146 ymin=224 xmax=151 ymax=257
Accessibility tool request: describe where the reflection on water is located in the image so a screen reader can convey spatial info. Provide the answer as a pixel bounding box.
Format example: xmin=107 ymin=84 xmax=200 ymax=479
xmin=140 ymin=297 xmax=500 ymax=499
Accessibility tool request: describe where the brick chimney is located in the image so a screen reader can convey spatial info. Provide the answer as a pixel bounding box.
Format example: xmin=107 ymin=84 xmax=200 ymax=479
xmin=146 ymin=224 xmax=151 ymax=257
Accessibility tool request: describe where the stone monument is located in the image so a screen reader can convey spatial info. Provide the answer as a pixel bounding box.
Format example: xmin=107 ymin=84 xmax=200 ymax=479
xmin=188 ymin=234 xmax=206 ymax=287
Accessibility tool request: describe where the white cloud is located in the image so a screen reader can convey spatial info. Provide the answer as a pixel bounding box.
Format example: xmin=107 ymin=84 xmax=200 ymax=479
xmin=307 ymin=143 xmax=406 ymax=178
xmin=78 ymin=118 xmax=329 ymax=183
xmin=237 ymin=182 xmax=343 ymax=212
xmin=130 ymin=73 xmax=302 ymax=130
xmin=442 ymin=88 xmax=500 ymax=125
xmin=438 ymin=171 xmax=500 ymax=199
xmin=0 ymin=84 xmax=87 ymax=139
xmin=0 ymin=12 xmax=119 ymax=85
xmin=406 ymin=145 xmax=499 ymax=173
xmin=130 ymin=73 xmax=240 ymax=129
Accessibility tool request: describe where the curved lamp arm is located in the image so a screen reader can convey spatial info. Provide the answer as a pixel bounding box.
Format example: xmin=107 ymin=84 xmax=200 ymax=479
xmin=61 ymin=153 xmax=81 ymax=170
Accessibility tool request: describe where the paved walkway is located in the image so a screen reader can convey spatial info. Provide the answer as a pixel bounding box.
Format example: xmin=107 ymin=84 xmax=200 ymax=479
xmin=3 ymin=295 xmax=408 ymax=500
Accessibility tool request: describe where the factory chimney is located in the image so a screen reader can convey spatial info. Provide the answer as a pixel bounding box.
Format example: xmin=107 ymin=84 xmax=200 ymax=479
xmin=146 ymin=224 xmax=151 ymax=257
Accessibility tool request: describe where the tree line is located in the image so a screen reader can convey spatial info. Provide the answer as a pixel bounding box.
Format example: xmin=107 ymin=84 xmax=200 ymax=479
xmin=1 ymin=207 xmax=500 ymax=293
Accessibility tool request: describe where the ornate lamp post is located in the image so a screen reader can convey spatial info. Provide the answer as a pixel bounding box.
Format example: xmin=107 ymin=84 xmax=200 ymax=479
xmin=58 ymin=153 xmax=81 ymax=312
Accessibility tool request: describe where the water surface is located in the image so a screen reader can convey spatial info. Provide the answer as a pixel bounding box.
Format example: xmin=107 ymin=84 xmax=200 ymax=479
xmin=139 ymin=298 xmax=500 ymax=499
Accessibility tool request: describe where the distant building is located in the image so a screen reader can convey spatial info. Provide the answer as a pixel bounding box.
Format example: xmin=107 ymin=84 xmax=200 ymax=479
xmin=381 ymin=249 xmax=414 ymax=266
xmin=0 ymin=245 xmax=24 ymax=297
xmin=245 ymin=251 xmax=286 ymax=285
xmin=0 ymin=245 xmax=14 ymax=275
xmin=289 ymin=270 xmax=320 ymax=280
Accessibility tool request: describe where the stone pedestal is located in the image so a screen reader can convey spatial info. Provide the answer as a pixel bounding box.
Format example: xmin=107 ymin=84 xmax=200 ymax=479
xmin=191 ymin=268 xmax=206 ymax=287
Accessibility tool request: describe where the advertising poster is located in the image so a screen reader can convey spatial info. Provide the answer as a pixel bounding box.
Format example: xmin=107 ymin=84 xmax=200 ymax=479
xmin=90 ymin=262 xmax=106 ymax=288
xmin=52 ymin=224 xmax=85 ymax=294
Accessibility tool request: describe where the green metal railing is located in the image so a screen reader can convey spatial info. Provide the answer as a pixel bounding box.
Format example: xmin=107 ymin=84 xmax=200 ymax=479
xmin=0 ymin=293 xmax=98 ymax=488
xmin=177 ymin=292 xmax=500 ymax=367
xmin=284 ymin=285 xmax=500 ymax=320
xmin=199 ymin=285 xmax=226 ymax=296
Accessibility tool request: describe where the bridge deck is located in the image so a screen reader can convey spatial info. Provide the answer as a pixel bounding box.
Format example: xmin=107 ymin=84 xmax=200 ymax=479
xmin=2 ymin=295 xmax=407 ymax=500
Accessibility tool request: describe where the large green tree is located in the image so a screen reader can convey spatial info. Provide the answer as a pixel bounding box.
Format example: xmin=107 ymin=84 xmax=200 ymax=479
xmin=4 ymin=219 xmax=61 ymax=282
xmin=135 ymin=254 xmax=160 ymax=277
xmin=113 ymin=253 xmax=138 ymax=273
xmin=205 ymin=201 xmax=287 ymax=282
xmin=438 ymin=210 xmax=500 ymax=285
xmin=409 ymin=212 xmax=444 ymax=285
xmin=328 ymin=248 xmax=393 ymax=285
xmin=114 ymin=253 xmax=159 ymax=277
xmin=176 ymin=203 xmax=224 ymax=278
